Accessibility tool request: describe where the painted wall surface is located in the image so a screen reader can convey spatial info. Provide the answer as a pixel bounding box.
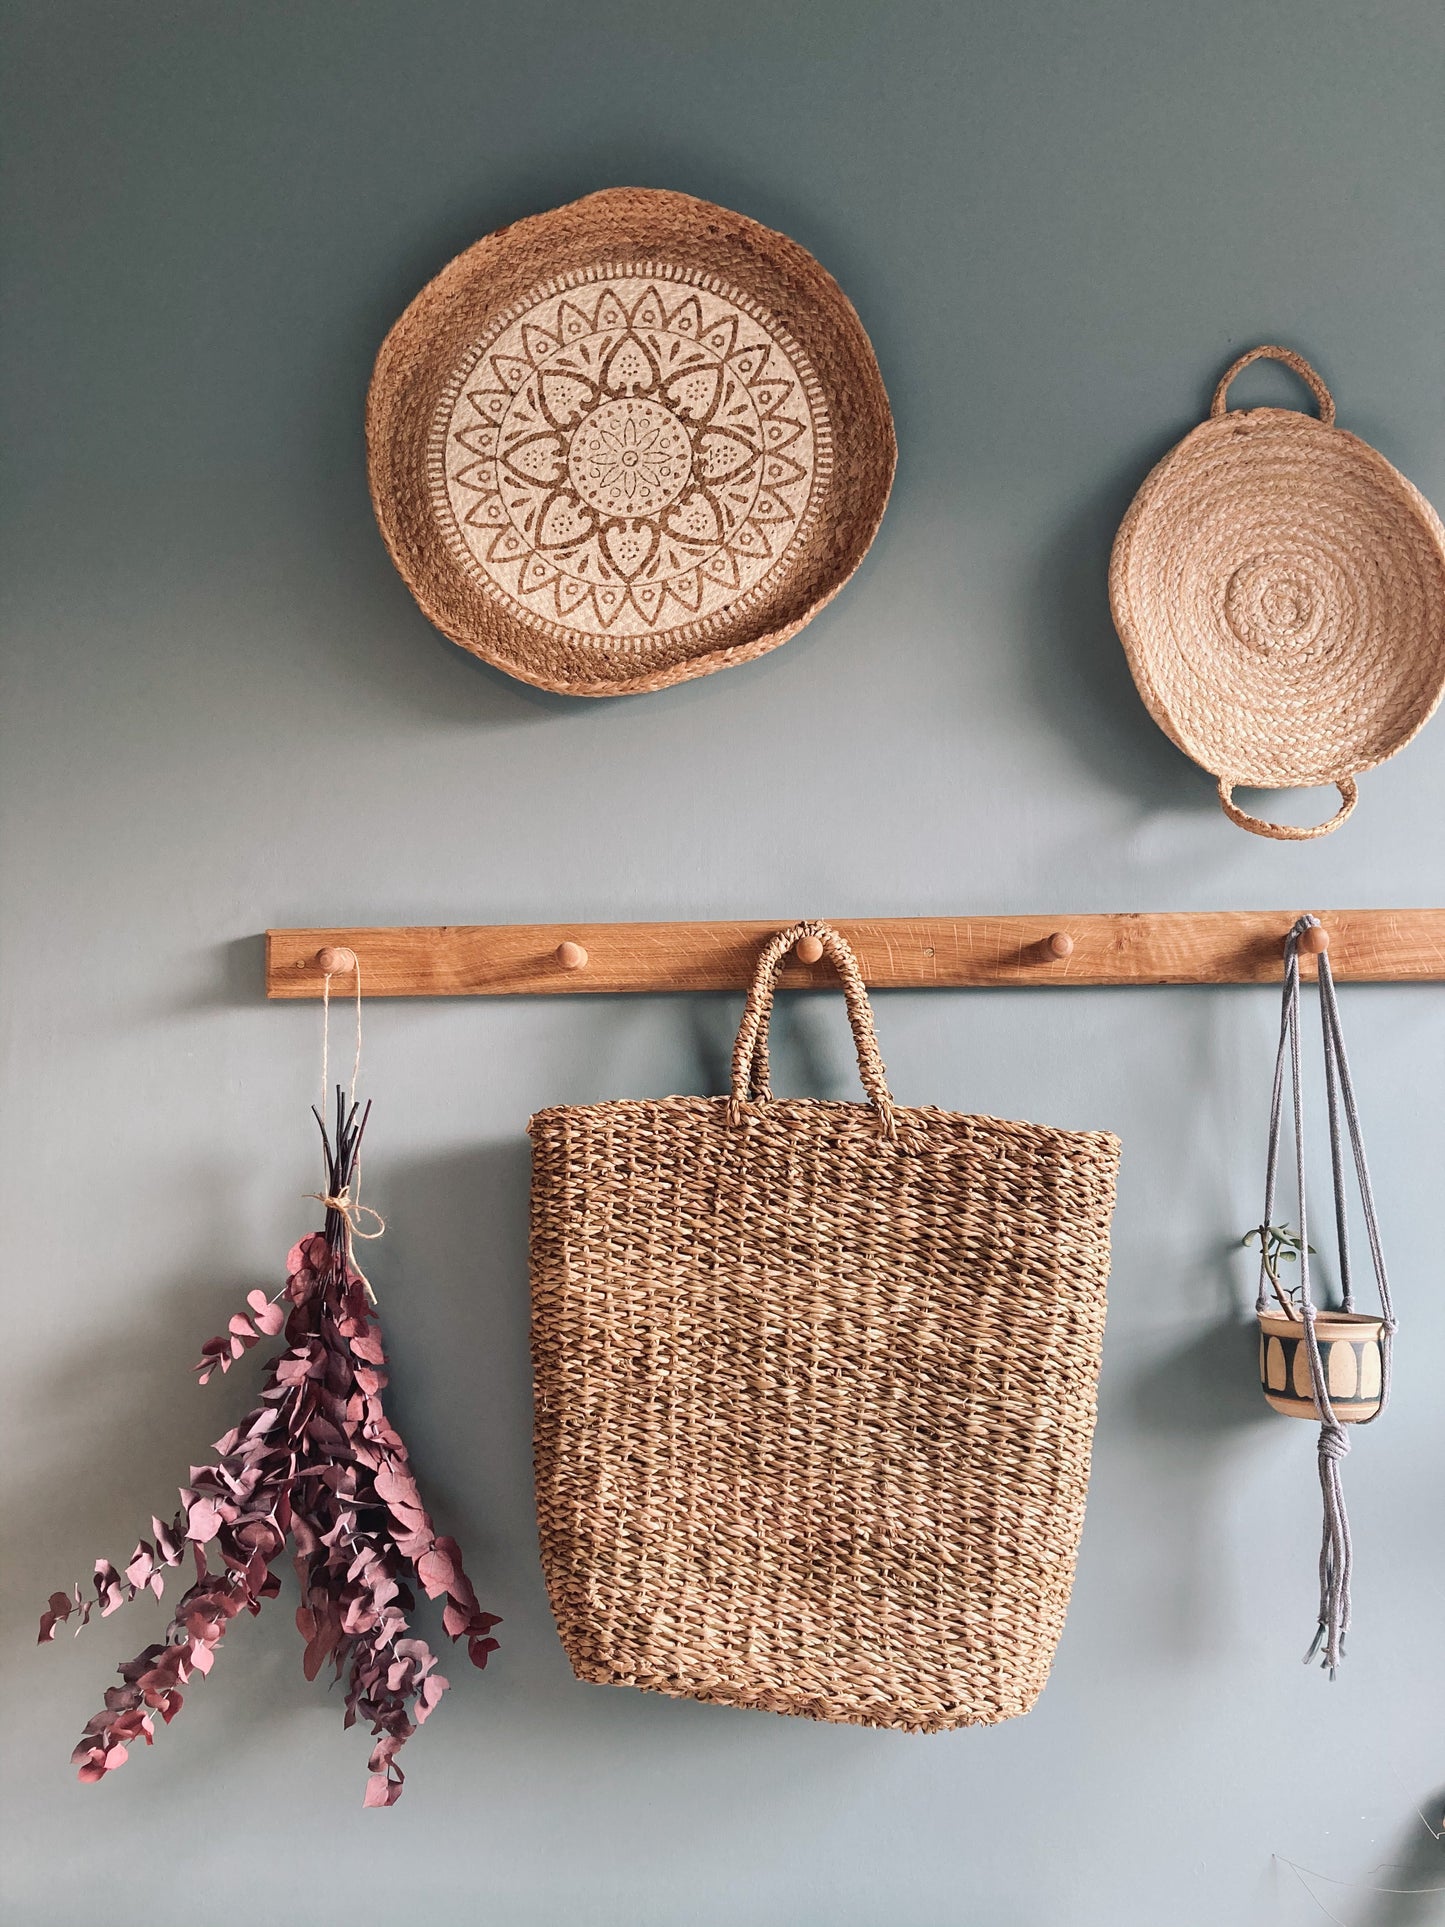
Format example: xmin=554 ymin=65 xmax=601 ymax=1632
xmin=2 ymin=5 xmax=1442 ymax=1923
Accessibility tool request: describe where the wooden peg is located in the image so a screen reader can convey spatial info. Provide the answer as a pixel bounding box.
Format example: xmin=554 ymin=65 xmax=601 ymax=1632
xmin=1046 ymin=932 xmax=1074 ymax=959
xmin=315 ymin=946 xmax=357 ymax=974
xmin=795 ymin=934 xmax=825 ymax=964
xmin=1297 ymin=925 xmax=1329 ymax=956
xmin=555 ymin=941 xmax=588 ymax=970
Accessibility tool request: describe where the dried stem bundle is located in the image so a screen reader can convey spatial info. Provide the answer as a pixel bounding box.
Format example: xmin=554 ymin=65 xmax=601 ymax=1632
xmin=40 ymin=1091 xmax=498 ymax=1806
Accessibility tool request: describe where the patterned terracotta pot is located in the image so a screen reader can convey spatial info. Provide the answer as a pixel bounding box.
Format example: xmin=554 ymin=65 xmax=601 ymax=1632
xmin=1257 ymin=1309 xmax=1385 ymax=1422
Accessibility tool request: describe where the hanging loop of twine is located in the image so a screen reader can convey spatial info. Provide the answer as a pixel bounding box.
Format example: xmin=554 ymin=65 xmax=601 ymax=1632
xmin=320 ymin=958 xmax=364 ymax=1110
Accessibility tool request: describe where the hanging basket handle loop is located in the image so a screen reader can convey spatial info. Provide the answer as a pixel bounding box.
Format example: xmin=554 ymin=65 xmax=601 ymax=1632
xmin=1210 ymin=345 xmax=1336 ymax=426
xmin=1217 ymin=776 xmax=1357 ymax=840
xmin=729 ymin=922 xmax=898 ymax=1140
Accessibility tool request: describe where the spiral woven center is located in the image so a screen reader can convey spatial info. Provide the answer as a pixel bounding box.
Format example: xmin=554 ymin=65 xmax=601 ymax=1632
xmin=1224 ymin=555 xmax=1330 ymax=659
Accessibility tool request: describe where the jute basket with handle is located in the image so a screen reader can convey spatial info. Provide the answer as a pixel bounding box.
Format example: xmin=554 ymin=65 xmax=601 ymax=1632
xmin=528 ymin=922 xmax=1121 ymax=1729
xmin=1109 ymin=345 xmax=1445 ymax=839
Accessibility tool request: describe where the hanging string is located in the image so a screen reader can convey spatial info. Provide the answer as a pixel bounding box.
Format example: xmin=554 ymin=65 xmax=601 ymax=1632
xmin=320 ymin=958 xmax=364 ymax=1112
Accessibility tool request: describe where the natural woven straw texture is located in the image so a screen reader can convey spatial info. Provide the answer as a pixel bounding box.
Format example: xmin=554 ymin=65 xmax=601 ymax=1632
xmin=1109 ymin=345 xmax=1445 ymax=838
xmin=528 ymin=923 xmax=1121 ymax=1729
xmin=367 ymin=188 xmax=895 ymax=696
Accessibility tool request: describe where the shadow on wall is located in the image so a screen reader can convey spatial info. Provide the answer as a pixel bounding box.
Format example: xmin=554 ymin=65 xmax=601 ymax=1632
xmin=1361 ymin=1799 xmax=1445 ymax=1927
xmin=1025 ymin=443 xmax=1220 ymax=816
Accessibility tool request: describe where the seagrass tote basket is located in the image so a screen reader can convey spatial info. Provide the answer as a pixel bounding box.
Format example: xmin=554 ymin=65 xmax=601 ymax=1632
xmin=1109 ymin=345 xmax=1445 ymax=839
xmin=528 ymin=922 xmax=1122 ymax=1729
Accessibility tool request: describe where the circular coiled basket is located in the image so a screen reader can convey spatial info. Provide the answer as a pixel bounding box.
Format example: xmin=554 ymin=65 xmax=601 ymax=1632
xmin=1109 ymin=345 xmax=1445 ymax=838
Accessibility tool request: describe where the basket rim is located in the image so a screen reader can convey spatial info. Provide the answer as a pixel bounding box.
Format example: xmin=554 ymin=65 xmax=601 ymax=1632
xmin=526 ymin=1091 xmax=1121 ymax=1153
xmin=1257 ymin=1307 xmax=1386 ymax=1336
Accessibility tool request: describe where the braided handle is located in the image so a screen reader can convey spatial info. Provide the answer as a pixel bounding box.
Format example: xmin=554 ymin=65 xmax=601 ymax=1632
xmin=729 ymin=922 xmax=898 ymax=1139
xmin=1210 ymin=345 xmax=1335 ymax=425
xmin=1217 ymin=776 xmax=1357 ymax=840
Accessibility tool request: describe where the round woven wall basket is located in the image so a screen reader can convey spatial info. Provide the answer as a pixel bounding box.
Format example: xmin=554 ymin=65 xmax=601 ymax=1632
xmin=1109 ymin=346 xmax=1445 ymax=838
xmin=367 ymin=188 xmax=895 ymax=696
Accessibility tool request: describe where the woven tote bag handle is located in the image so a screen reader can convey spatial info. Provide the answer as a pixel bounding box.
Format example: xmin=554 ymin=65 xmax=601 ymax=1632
xmin=1210 ymin=345 xmax=1336 ymax=425
xmin=1216 ymin=775 xmax=1359 ymax=841
xmin=729 ymin=921 xmax=899 ymax=1140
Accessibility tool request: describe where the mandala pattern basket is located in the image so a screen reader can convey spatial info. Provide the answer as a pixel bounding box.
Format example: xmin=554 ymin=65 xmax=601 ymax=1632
xmin=368 ymin=188 xmax=895 ymax=696
xmin=528 ymin=922 xmax=1121 ymax=1729
xmin=1109 ymin=345 xmax=1445 ymax=838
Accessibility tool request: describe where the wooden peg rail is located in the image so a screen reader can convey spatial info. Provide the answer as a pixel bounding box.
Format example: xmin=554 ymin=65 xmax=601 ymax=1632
xmin=265 ymin=910 xmax=1445 ymax=999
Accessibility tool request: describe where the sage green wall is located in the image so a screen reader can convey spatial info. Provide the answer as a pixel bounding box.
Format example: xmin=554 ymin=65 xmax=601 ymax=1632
xmin=2 ymin=4 xmax=1442 ymax=1923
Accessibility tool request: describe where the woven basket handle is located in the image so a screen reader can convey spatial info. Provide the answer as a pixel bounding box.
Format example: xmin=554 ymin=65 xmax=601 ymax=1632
xmin=729 ymin=922 xmax=899 ymax=1140
xmin=1210 ymin=345 xmax=1335 ymax=426
xmin=1217 ymin=775 xmax=1358 ymax=840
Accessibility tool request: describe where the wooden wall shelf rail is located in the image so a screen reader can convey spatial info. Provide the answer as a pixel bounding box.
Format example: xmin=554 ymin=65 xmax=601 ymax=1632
xmin=265 ymin=911 xmax=1445 ymax=999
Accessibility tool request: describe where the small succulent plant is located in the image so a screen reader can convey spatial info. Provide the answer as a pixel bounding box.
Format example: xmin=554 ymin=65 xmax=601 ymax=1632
xmin=1244 ymin=1220 xmax=1315 ymax=1317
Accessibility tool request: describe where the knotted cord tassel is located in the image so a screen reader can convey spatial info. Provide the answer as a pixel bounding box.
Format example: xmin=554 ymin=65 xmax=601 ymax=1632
xmin=1308 ymin=1417 xmax=1352 ymax=1675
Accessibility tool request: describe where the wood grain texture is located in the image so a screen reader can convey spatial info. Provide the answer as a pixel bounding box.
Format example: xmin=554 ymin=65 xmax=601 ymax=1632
xmin=265 ymin=910 xmax=1445 ymax=998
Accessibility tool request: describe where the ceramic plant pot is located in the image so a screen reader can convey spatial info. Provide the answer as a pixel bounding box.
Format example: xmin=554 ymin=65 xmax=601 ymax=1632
xmin=1257 ymin=1308 xmax=1385 ymax=1423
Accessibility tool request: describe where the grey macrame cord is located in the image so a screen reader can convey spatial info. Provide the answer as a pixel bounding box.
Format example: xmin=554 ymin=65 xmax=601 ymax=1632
xmin=1256 ymin=915 xmax=1397 ymax=1676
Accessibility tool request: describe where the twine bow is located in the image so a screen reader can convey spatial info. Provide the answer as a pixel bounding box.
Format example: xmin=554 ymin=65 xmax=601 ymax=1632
xmin=306 ymin=1184 xmax=386 ymax=1303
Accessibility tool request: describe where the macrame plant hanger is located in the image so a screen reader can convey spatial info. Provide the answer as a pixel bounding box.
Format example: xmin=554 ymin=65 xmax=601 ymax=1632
xmin=1258 ymin=915 xmax=1397 ymax=1675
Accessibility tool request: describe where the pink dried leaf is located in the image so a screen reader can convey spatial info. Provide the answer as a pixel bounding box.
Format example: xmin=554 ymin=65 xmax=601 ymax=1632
xmin=415 ymin=1673 xmax=448 ymax=1723
xmin=186 ymin=1500 xmax=221 ymax=1545
xmin=414 ymin=1545 xmax=459 ymax=1600
xmin=93 ymin=1561 xmax=126 ymax=1615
